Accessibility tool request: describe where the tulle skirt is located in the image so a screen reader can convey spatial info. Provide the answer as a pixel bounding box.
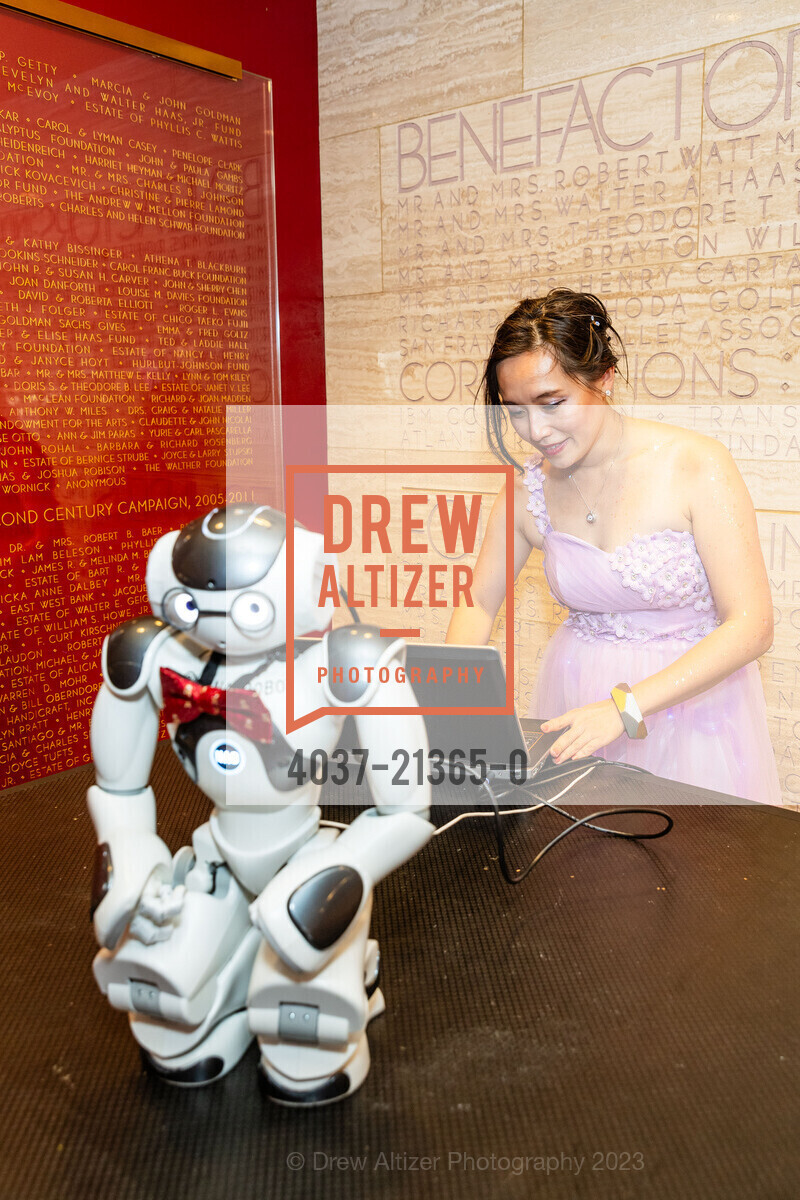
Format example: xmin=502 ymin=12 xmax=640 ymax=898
xmin=531 ymin=625 xmax=781 ymax=805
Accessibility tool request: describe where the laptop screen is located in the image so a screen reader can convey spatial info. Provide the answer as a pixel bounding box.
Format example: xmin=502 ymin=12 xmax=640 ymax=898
xmin=404 ymin=642 xmax=528 ymax=764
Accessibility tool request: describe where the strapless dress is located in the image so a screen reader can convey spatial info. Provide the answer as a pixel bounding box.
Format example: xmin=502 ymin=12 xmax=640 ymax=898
xmin=524 ymin=457 xmax=781 ymax=804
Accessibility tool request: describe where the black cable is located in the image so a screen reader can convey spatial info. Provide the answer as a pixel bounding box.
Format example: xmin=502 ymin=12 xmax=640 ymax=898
xmin=607 ymin=759 xmax=654 ymax=775
xmin=474 ymin=759 xmax=665 ymax=839
xmin=536 ymin=755 xmax=654 ymax=782
xmin=448 ymin=760 xmax=673 ymax=887
xmin=491 ymin=760 xmax=663 ymax=839
xmin=491 ymin=794 xmax=672 ymax=885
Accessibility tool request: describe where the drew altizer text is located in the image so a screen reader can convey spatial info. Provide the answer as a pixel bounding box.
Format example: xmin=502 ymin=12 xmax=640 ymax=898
xmin=318 ymin=491 xmax=481 ymax=609
xmin=297 ymin=1148 xmax=644 ymax=1175
xmin=284 ymin=464 xmax=514 ymax=728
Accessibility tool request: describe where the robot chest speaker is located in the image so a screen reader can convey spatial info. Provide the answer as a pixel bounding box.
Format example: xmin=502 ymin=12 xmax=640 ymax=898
xmin=172 ymin=714 xmax=304 ymax=794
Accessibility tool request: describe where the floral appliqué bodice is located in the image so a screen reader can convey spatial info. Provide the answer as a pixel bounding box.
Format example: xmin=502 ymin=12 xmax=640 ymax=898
xmin=522 ymin=458 xmax=719 ymax=643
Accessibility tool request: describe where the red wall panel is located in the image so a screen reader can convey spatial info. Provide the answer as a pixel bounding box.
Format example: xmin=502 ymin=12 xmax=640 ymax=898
xmin=1 ymin=1 xmax=327 ymax=786
xmin=81 ymin=0 xmax=327 ymax=413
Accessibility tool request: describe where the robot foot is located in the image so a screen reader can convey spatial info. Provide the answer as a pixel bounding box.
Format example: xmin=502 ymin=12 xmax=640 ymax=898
xmin=258 ymin=1034 xmax=371 ymax=1107
xmin=256 ymin=992 xmax=385 ymax=1108
xmin=140 ymin=1009 xmax=253 ymax=1087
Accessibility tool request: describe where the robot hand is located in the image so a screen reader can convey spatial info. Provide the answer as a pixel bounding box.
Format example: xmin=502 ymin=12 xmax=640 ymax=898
xmin=88 ymin=785 xmax=174 ymax=951
xmin=249 ymin=808 xmax=433 ymax=975
xmin=128 ymin=876 xmax=187 ymax=945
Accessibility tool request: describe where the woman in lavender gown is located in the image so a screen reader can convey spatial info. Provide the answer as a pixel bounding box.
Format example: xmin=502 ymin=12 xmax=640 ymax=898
xmin=446 ymin=289 xmax=781 ymax=805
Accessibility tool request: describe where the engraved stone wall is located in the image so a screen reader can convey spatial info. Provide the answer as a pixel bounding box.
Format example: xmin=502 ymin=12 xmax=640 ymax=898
xmin=318 ymin=6 xmax=800 ymax=805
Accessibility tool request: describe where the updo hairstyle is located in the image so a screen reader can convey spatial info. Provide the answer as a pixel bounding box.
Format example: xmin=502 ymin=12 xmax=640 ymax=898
xmin=483 ymin=289 xmax=627 ymax=469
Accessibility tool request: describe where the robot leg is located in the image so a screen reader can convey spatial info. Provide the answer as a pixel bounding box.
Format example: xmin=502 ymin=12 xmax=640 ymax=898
xmin=247 ymin=892 xmax=385 ymax=1106
xmin=93 ymin=823 xmax=260 ymax=1086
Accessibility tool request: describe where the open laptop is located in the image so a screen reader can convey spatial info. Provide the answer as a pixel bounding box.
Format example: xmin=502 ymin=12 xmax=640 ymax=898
xmin=404 ymin=642 xmax=563 ymax=781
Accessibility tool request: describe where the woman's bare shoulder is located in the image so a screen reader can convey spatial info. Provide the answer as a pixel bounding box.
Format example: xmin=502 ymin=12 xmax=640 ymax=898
xmin=629 ymin=417 xmax=726 ymax=472
xmin=488 ymin=465 xmax=534 ymax=517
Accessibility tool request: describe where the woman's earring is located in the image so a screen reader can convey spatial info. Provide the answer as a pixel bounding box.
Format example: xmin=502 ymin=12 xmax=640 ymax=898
xmin=604 ymin=388 xmax=611 ymax=398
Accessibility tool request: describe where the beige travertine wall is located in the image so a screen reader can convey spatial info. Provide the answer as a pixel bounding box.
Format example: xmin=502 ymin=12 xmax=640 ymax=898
xmin=317 ymin=1 xmax=800 ymax=805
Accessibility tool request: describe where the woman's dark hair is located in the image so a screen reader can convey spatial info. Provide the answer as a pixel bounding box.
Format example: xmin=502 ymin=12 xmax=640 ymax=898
xmin=483 ymin=289 xmax=628 ymax=469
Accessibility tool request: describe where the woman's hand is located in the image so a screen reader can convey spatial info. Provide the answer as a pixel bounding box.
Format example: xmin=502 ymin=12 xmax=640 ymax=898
xmin=540 ymin=700 xmax=626 ymax=763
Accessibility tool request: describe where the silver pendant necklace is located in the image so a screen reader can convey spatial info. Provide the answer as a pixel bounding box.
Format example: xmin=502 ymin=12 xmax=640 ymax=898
xmin=568 ymin=404 xmax=624 ymax=524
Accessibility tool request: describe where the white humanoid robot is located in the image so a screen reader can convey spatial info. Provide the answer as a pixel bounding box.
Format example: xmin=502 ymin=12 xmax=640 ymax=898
xmin=88 ymin=503 xmax=433 ymax=1104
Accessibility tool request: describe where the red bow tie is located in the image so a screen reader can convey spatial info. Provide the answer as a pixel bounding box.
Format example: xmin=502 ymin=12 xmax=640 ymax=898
xmin=159 ymin=667 xmax=273 ymax=743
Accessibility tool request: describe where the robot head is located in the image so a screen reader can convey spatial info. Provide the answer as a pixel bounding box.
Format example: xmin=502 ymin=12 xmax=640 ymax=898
xmin=145 ymin=504 xmax=337 ymax=656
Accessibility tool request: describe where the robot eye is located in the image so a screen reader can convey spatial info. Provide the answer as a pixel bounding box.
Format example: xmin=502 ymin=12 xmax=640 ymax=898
xmin=162 ymin=589 xmax=199 ymax=630
xmin=230 ymin=590 xmax=275 ymax=633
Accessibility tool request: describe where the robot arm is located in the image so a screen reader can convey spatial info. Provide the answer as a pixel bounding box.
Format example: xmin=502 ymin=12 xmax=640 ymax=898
xmin=88 ymin=617 xmax=177 ymax=951
xmin=250 ymin=629 xmax=433 ymax=974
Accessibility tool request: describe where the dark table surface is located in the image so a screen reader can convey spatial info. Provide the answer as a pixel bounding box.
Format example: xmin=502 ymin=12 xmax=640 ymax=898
xmin=2 ymin=744 xmax=798 ymax=1200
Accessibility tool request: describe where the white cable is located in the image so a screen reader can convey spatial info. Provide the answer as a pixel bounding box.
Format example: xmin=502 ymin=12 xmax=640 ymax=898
xmin=487 ymin=765 xmax=596 ymax=802
xmin=433 ymin=761 xmax=599 ymax=835
xmin=530 ymin=761 xmax=603 ymax=784
xmin=479 ymin=762 xmax=598 ymax=808
xmin=319 ymin=759 xmax=602 ymax=840
xmin=433 ymin=802 xmax=546 ymax=837
xmin=513 ymin=763 xmax=598 ymax=805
